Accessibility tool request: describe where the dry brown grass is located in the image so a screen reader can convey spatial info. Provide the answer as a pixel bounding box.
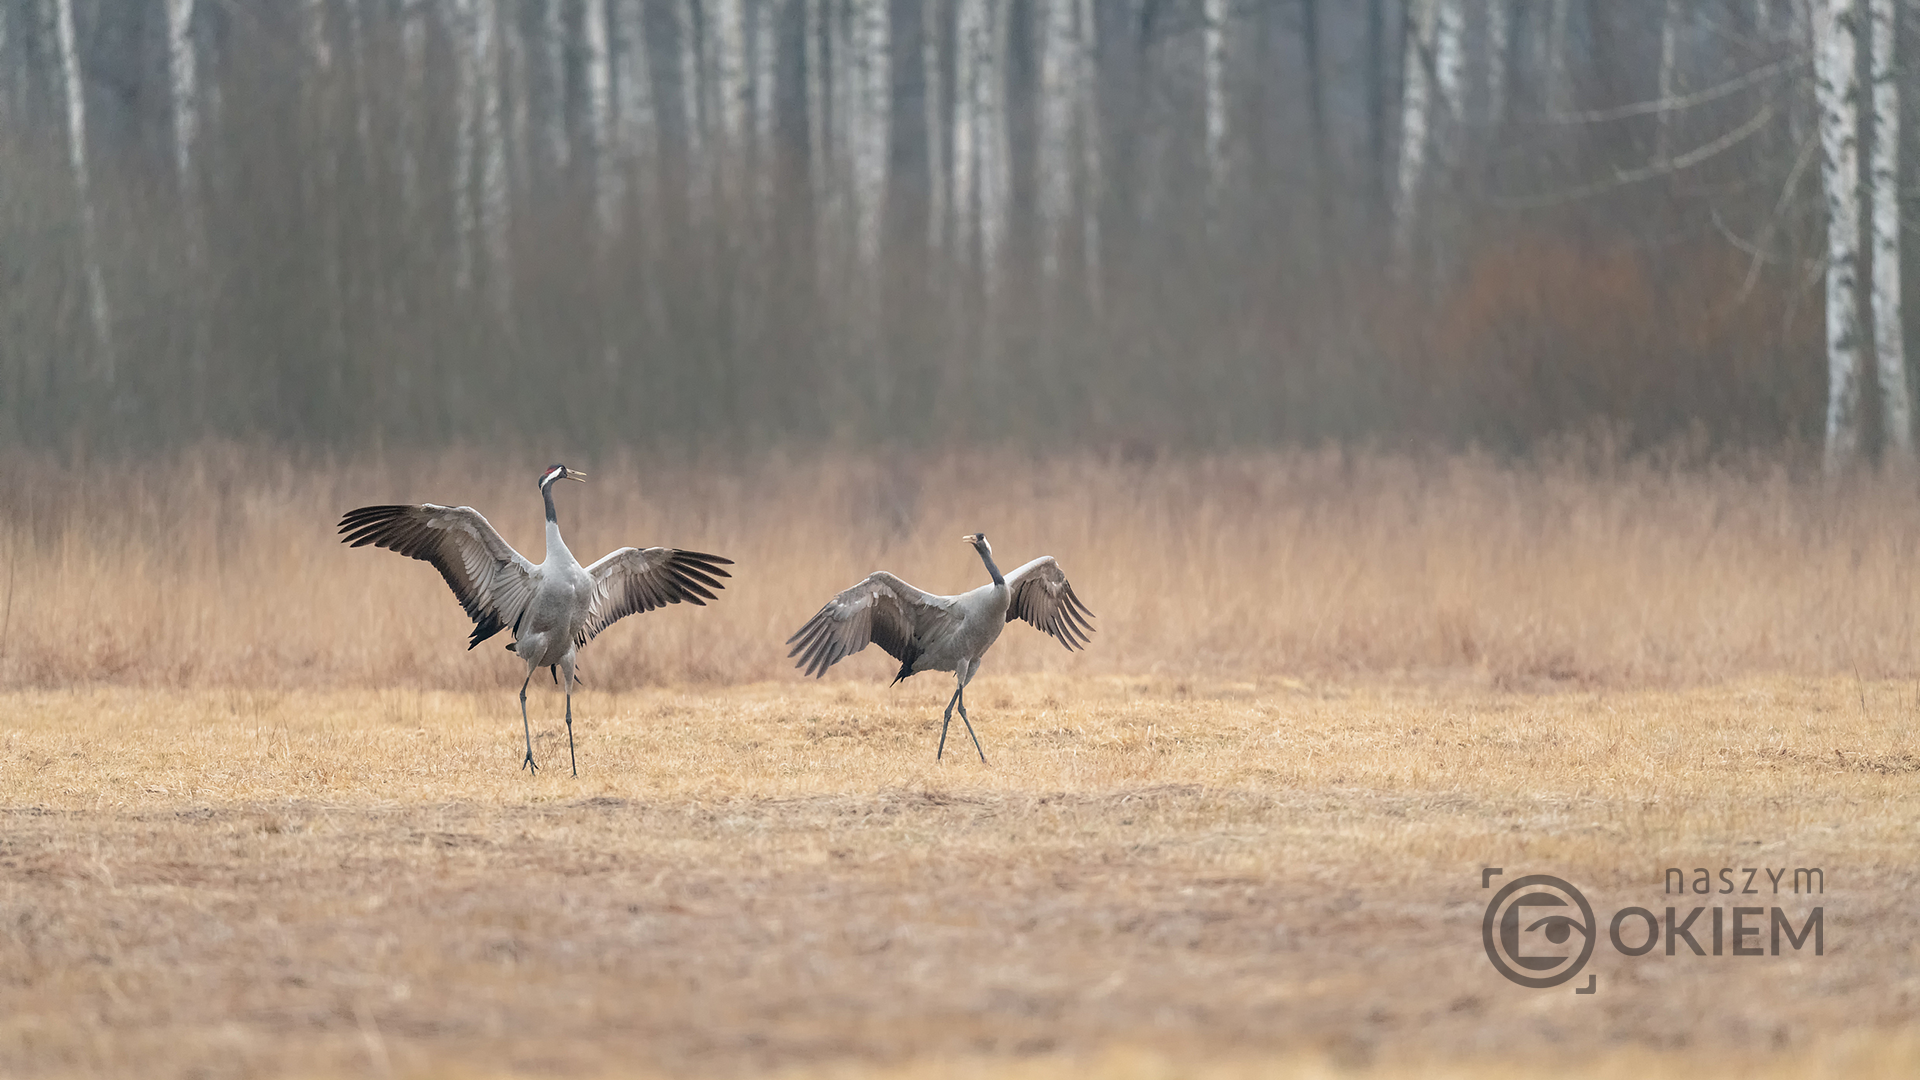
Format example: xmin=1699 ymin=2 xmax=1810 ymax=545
xmin=6 ymin=445 xmax=1920 ymax=691
xmin=2 ymin=449 xmax=1918 ymax=1078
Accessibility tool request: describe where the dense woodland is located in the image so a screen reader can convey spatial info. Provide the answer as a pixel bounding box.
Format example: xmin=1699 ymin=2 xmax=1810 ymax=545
xmin=0 ymin=1 xmax=1904 ymax=458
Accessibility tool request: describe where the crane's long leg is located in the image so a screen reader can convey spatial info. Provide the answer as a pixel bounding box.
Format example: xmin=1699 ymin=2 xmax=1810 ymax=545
xmin=936 ymin=685 xmax=962 ymax=760
xmin=519 ymin=671 xmax=540 ymax=774
xmin=563 ymin=668 xmax=577 ymax=778
xmin=955 ymin=687 xmax=987 ymax=764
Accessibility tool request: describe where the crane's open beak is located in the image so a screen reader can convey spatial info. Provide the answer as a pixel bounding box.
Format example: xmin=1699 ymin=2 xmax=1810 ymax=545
xmin=568 ymin=471 xmax=588 ymax=482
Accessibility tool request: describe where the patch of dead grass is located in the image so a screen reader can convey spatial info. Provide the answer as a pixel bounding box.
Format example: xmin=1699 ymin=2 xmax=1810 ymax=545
xmin=3 ymin=449 xmax=1917 ymax=1076
xmin=1 ymin=676 xmax=1915 ymax=1078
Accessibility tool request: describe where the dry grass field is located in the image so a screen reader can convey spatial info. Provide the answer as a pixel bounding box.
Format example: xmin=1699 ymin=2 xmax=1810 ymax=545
xmin=2 ymin=448 xmax=1918 ymax=1078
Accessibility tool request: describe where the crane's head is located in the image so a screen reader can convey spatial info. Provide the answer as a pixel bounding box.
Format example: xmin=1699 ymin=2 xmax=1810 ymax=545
xmin=962 ymin=532 xmax=991 ymax=554
xmin=540 ymin=464 xmax=588 ymax=488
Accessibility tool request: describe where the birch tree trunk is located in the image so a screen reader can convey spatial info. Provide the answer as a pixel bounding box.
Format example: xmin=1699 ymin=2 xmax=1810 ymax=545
xmin=400 ymin=0 xmax=428 ymax=223
xmin=452 ymin=0 xmax=479 ymax=292
xmin=978 ymin=0 xmax=1010 ymax=308
xmin=55 ymin=0 xmax=114 ymax=382
xmin=545 ymin=0 xmax=571 ymax=170
xmin=1483 ymin=0 xmax=1508 ymax=129
xmin=1076 ymin=0 xmax=1102 ymax=311
xmin=714 ymin=0 xmax=748 ymax=211
xmin=807 ymin=0 xmax=835 ymax=285
xmin=753 ymin=0 xmax=778 ymax=224
xmin=849 ymin=0 xmax=887 ymax=278
xmin=923 ymin=0 xmax=946 ymax=254
xmin=1867 ymin=0 xmax=1909 ymax=459
xmin=586 ymin=0 xmax=616 ymax=238
xmin=1201 ymin=0 xmax=1226 ymax=225
xmin=677 ymin=0 xmax=709 ymax=225
xmin=1546 ymin=0 xmax=1570 ymax=117
xmin=1301 ymin=0 xmax=1328 ymax=182
xmin=166 ymin=0 xmax=210 ymax=416
xmin=0 ymin=4 xmax=10 ymax=129
xmin=952 ymin=0 xmax=981 ymax=280
xmin=1655 ymin=0 xmax=1683 ymax=163
xmin=1393 ymin=0 xmax=1438 ymax=276
xmin=166 ymin=0 xmax=198 ymax=198
xmin=1812 ymin=0 xmax=1865 ymax=475
xmin=1037 ymin=0 xmax=1076 ymax=282
xmin=1367 ymin=0 xmax=1387 ymax=208
xmin=615 ymin=0 xmax=661 ymax=231
xmin=1432 ymin=0 xmax=1463 ymax=127
xmin=850 ymin=0 xmax=889 ymax=408
xmin=503 ymin=0 xmax=533 ymax=198
xmin=477 ymin=0 xmax=512 ymax=315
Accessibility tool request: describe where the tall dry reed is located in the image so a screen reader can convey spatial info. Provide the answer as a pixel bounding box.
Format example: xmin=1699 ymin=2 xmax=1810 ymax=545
xmin=3 ymin=445 xmax=1919 ymax=692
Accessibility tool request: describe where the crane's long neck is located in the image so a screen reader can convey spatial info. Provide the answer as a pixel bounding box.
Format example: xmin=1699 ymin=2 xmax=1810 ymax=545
xmin=977 ymin=545 xmax=1005 ymax=587
xmin=541 ymin=482 xmax=574 ymax=564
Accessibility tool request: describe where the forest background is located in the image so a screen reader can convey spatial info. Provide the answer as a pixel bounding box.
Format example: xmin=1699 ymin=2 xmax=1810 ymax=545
xmin=0 ymin=0 xmax=1896 ymax=461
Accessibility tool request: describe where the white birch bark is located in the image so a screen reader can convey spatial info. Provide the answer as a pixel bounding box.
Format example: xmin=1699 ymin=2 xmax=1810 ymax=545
xmin=400 ymin=0 xmax=428 ymax=221
xmin=678 ymin=0 xmax=709 ymax=223
xmin=0 ymin=4 xmax=10 ymax=128
xmin=1201 ymin=0 xmax=1225 ymax=220
xmin=504 ymin=0 xmax=533 ymax=197
xmin=1483 ymin=0 xmax=1508 ymax=128
xmin=452 ymin=0 xmax=479 ymax=291
xmin=55 ymin=0 xmax=114 ymax=381
xmin=849 ymin=0 xmax=888 ymax=276
xmin=1655 ymin=0 xmax=1683 ymax=163
xmin=978 ymin=0 xmax=1011 ymax=300
xmin=1076 ymin=0 xmax=1101 ymax=310
xmin=166 ymin=0 xmax=207 ymax=405
xmin=753 ymin=0 xmax=778 ymax=222
xmin=707 ymin=0 xmax=746 ymax=220
xmin=305 ymin=0 xmax=333 ymax=72
xmin=831 ymin=0 xmax=855 ymax=248
xmin=1037 ymin=0 xmax=1075 ymax=282
xmin=344 ymin=0 xmax=374 ymax=171
xmin=586 ymin=0 xmax=616 ymax=237
xmin=807 ymin=0 xmax=835 ymax=282
xmin=1545 ymin=0 xmax=1569 ymax=117
xmin=1812 ymin=0 xmax=1865 ymax=474
xmin=714 ymin=0 xmax=747 ymax=155
xmin=477 ymin=0 xmax=513 ymax=314
xmin=923 ymin=0 xmax=946 ymax=254
xmin=952 ymin=0 xmax=981 ymax=277
xmin=166 ymin=0 xmax=198 ymax=195
xmin=1392 ymin=0 xmax=1438 ymax=275
xmin=1433 ymin=0 xmax=1463 ymax=124
xmin=615 ymin=0 xmax=661 ymax=229
xmin=545 ymin=0 xmax=571 ymax=169
xmin=1868 ymin=0 xmax=1909 ymax=458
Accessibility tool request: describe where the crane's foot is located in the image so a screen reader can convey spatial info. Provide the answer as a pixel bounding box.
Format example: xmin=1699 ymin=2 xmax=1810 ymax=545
xmin=521 ymin=750 xmax=539 ymax=775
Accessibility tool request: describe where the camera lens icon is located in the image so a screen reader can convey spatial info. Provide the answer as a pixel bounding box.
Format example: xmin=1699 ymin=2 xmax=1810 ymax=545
xmin=1483 ymin=875 xmax=1596 ymax=988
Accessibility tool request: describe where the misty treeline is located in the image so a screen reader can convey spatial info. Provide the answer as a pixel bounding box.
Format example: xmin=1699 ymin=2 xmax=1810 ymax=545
xmin=0 ymin=0 xmax=1901 ymax=456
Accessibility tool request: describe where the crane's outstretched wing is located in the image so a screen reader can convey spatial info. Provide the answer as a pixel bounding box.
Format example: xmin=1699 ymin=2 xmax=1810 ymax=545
xmin=581 ymin=547 xmax=734 ymax=644
xmin=787 ymin=572 xmax=957 ymax=680
xmin=338 ymin=503 xmax=538 ymax=649
xmin=1003 ymin=556 xmax=1095 ymax=650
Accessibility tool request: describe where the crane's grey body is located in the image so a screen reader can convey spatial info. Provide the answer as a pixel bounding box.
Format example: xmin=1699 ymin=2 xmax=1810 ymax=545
xmin=511 ymin=514 xmax=595 ymax=674
xmin=788 ymin=534 xmax=1094 ymax=761
xmin=339 ymin=465 xmax=732 ymax=775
